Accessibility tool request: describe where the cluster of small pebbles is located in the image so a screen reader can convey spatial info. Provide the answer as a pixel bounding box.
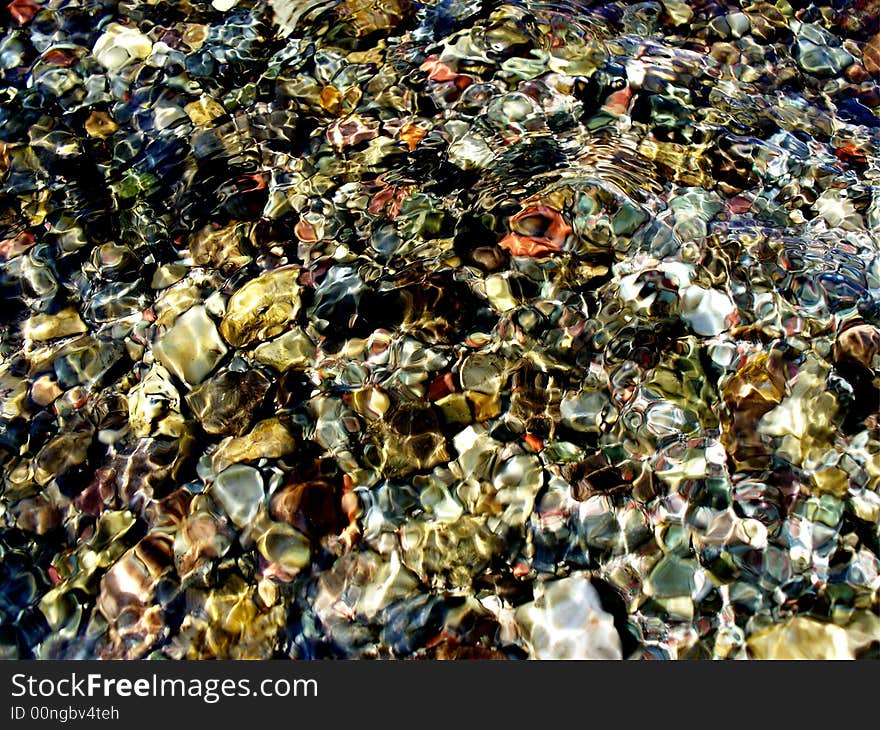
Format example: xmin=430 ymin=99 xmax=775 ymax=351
xmin=3 ymin=0 xmax=880 ymax=660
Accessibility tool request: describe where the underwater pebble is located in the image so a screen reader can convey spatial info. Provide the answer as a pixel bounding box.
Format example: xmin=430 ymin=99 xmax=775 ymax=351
xmin=515 ymin=575 xmax=623 ymax=660
xmin=221 ymin=267 xmax=302 ymax=348
xmin=93 ymin=24 xmax=153 ymax=72
xmin=212 ymin=464 xmax=264 ymax=528
xmin=152 ymin=305 xmax=228 ymax=388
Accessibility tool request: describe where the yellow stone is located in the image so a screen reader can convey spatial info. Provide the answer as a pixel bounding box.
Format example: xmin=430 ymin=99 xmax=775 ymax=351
xmin=485 ymin=274 xmax=517 ymax=311
xmin=0 ymin=367 xmax=28 ymax=418
xmin=253 ymin=328 xmax=315 ymax=371
xmin=184 ymin=97 xmax=226 ymax=126
xmin=352 ymin=387 xmax=390 ymax=421
xmin=23 ymin=308 xmax=87 ymax=342
xmin=654 ymin=596 xmax=694 ymax=622
xmin=436 ymin=393 xmax=472 ymax=425
xmin=467 ymin=391 xmax=501 ymax=421
xmin=84 ymin=111 xmax=118 ymax=139
xmin=747 ymin=617 xmax=852 ymax=659
xmin=152 ymin=305 xmax=228 ymax=387
xmin=211 ymin=418 xmax=295 ymax=472
xmin=812 ymin=466 xmax=850 ymax=498
xmin=662 ymin=0 xmax=694 ymax=25
xmin=319 ymin=85 xmax=342 ymax=115
xmin=220 ymin=266 xmax=302 ymax=347
xmin=256 ymin=522 xmax=310 ymax=572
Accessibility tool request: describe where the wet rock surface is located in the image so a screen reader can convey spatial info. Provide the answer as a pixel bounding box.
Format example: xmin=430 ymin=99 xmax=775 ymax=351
xmin=2 ymin=0 xmax=880 ymax=659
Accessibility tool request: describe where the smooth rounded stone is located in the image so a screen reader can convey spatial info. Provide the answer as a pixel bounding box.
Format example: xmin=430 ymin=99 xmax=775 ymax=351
xmin=153 ymin=283 xmax=203 ymax=328
xmin=23 ymin=308 xmax=87 ymax=342
xmin=253 ymin=328 xmax=315 ymax=371
xmin=256 ymin=521 xmax=310 ymax=573
xmin=679 ymin=286 xmax=736 ymax=336
xmin=84 ymin=110 xmax=117 ymax=138
xmin=220 ymin=267 xmax=301 ymax=348
xmin=484 ymin=275 xmax=517 ymax=312
xmin=644 ymin=556 xmax=698 ymax=598
xmin=97 ymin=538 xmax=170 ymax=622
xmin=211 ymin=418 xmax=295 ymax=472
xmin=185 ymin=369 xmax=270 ymax=436
xmin=211 ymin=464 xmax=264 ymax=528
xmin=725 ymin=12 xmax=750 ymax=38
xmin=29 ymin=375 xmax=61 ymax=409
xmin=34 ymin=431 xmax=92 ymax=486
xmin=515 ymin=575 xmax=623 ymax=660
xmin=152 ymin=305 xmax=228 ymax=388
xmin=351 ymin=387 xmax=390 ymax=421
xmin=834 ymin=323 xmax=880 ymax=370
xmin=796 ymin=34 xmax=853 ymax=77
xmin=560 ymin=390 xmax=610 ymax=433
xmin=175 ymin=506 xmax=235 ymax=575
xmin=270 ymin=478 xmax=345 ymax=540
xmin=661 ymin=0 xmax=692 ymax=25
xmin=92 ymin=24 xmax=153 ymax=72
xmin=747 ymin=617 xmax=853 ymax=659
xmin=460 ymin=353 xmax=506 ymax=395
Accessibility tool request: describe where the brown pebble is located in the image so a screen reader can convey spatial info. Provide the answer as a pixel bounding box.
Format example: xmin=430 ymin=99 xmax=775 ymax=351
xmin=31 ymin=375 xmax=62 ymax=407
xmin=469 ymin=245 xmax=508 ymax=272
xmin=857 ymin=87 xmax=880 ymax=108
xmin=864 ymin=34 xmax=880 ymax=77
xmin=710 ymin=42 xmax=740 ymax=65
xmin=846 ymin=63 xmax=871 ymax=84
xmin=835 ymin=323 xmax=880 ymax=370
xmin=84 ymin=110 xmax=118 ymax=138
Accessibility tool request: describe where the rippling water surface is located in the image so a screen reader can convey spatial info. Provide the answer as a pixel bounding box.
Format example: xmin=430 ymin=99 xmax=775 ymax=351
xmin=2 ymin=0 xmax=880 ymax=660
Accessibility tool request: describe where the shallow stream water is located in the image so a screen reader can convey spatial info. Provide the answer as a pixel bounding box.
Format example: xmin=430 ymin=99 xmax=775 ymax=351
xmin=2 ymin=0 xmax=880 ymax=659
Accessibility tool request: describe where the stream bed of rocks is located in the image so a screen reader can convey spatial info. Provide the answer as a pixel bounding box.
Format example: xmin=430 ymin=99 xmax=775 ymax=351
xmin=3 ymin=0 xmax=880 ymax=659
